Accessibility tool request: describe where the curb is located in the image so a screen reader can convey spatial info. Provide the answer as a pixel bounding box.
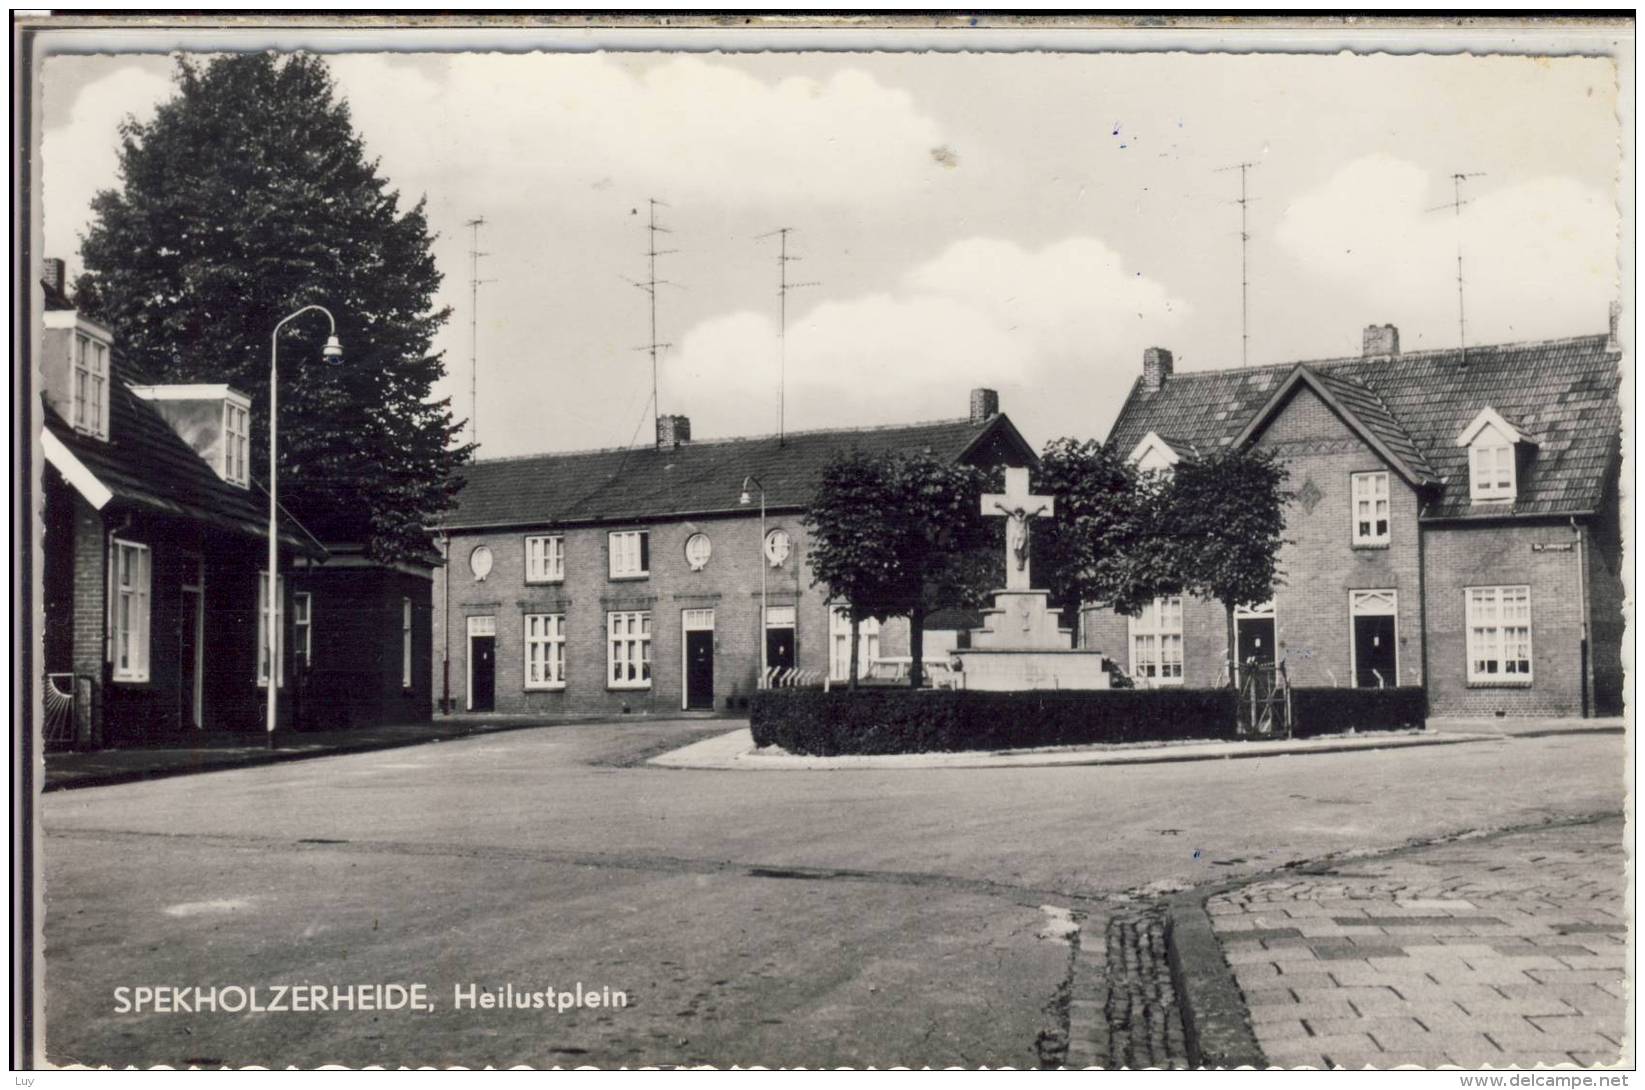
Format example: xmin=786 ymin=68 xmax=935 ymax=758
xmin=1165 ymin=889 xmax=1266 ymax=1070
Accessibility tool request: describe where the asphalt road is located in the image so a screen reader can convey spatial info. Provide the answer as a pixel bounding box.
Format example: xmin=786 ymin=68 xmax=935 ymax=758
xmin=40 ymin=719 xmax=1623 ymax=1069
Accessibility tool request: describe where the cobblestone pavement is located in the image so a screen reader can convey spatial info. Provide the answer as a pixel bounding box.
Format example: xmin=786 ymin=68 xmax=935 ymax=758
xmin=1068 ymin=905 xmax=1191 ymax=1068
xmin=1208 ymin=816 xmax=1628 ymax=1069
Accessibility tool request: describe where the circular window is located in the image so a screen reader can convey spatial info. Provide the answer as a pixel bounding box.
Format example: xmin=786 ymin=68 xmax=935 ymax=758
xmin=684 ymin=532 xmax=713 ymax=571
xmin=763 ymin=528 xmax=792 ymax=568
xmin=469 ymin=545 xmax=493 ymax=582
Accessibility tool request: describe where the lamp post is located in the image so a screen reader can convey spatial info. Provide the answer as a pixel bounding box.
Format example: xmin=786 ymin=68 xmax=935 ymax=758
xmin=267 ymin=305 xmax=343 ymax=747
xmin=739 ymin=475 xmax=767 ymax=689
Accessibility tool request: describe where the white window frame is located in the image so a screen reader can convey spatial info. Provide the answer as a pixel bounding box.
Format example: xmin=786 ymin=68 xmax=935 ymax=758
xmin=1129 ymin=596 xmax=1184 ymax=687
xmin=608 ymin=530 xmax=650 ymax=579
xmin=223 ymin=400 xmax=250 ymax=487
xmin=401 ymin=598 xmax=413 ymax=688
xmin=525 ymin=534 xmax=565 ymax=584
xmin=680 ymin=608 xmax=716 ymax=709
xmin=1469 ymin=432 xmax=1517 ymax=502
xmin=256 ymin=571 xmax=285 ymax=689
xmin=109 ymin=539 xmax=151 ymax=682
xmin=524 ymin=612 xmax=567 ymax=690
xmin=1466 ymin=585 xmax=1533 ymax=684
xmin=465 ymin=615 xmax=496 ymax=711
xmin=607 ymin=610 xmax=653 ymax=689
xmin=73 ymin=333 xmax=110 ymax=440
xmin=828 ymin=606 xmax=881 ymax=681
xmin=292 ymin=591 xmax=313 ymax=667
xmin=1350 ymin=471 xmax=1391 ymax=546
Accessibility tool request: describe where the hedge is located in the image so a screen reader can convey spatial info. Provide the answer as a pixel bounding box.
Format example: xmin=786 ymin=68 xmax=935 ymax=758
xmin=750 ymin=686 xmax=1427 ymax=756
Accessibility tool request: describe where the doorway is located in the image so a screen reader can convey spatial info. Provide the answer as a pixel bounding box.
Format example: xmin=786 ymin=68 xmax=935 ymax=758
xmin=1351 ymin=590 xmax=1398 ymax=688
xmin=765 ymin=605 xmax=796 ymax=677
xmin=467 ymin=615 xmax=496 ymax=712
xmin=682 ymin=608 xmax=715 ymax=710
xmin=1234 ymin=601 xmax=1276 ymax=682
xmin=179 ymin=553 xmax=203 ymax=729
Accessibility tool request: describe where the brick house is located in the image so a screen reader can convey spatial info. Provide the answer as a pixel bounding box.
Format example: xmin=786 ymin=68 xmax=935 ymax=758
xmin=432 ymin=390 xmax=1036 ymax=716
xmin=37 ymin=271 xmax=324 ymax=747
xmin=1082 ymin=319 xmax=1624 ymax=718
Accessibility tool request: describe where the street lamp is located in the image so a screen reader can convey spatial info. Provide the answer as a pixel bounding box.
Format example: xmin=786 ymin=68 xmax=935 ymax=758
xmin=740 ymin=475 xmax=767 ymax=689
xmin=267 ymin=305 xmax=342 ymax=747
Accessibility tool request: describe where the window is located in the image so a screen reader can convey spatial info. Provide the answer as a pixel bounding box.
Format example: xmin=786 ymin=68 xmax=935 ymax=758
xmin=608 ymin=530 xmax=650 ymax=578
xmin=293 ymin=592 xmax=313 ymax=667
xmin=1351 ymin=471 xmax=1390 ymax=545
xmin=223 ymin=401 xmax=250 ymax=487
xmin=1129 ymin=596 xmax=1184 ymax=686
xmin=608 ymin=610 xmax=652 ymax=688
xmin=525 ymin=534 xmax=565 ymax=583
xmin=72 ymin=333 xmax=109 ymax=440
xmin=829 ymin=606 xmax=881 ymax=681
xmin=402 ymin=598 xmax=413 ymax=688
xmin=109 ymin=539 xmax=151 ymax=681
xmin=256 ymin=572 xmax=285 ymax=688
xmin=1466 ymin=586 xmax=1532 ymax=683
xmin=1470 ymin=435 xmax=1516 ymax=501
xmin=524 ymin=613 xmax=567 ymax=689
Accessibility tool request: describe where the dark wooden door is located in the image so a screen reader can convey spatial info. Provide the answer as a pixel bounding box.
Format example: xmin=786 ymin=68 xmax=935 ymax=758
xmin=471 ymin=636 xmax=496 ymax=712
xmin=766 ymin=627 xmax=795 ymax=673
xmin=686 ymin=630 xmax=714 ymax=709
xmin=1354 ymin=614 xmax=1397 ymax=688
xmin=1236 ymin=617 xmax=1275 ymax=678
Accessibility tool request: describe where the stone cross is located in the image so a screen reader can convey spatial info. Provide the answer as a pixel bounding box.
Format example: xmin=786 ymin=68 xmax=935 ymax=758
xmin=981 ymin=466 xmax=1054 ymax=591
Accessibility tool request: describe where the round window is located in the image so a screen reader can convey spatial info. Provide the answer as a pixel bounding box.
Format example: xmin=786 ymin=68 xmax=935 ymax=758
xmin=684 ymin=532 xmax=713 ymax=571
xmin=763 ymin=528 xmax=792 ymax=568
xmin=469 ymin=545 xmax=493 ymax=582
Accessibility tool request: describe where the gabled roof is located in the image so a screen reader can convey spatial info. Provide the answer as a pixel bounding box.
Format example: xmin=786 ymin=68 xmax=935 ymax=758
xmin=1232 ymin=365 xmax=1438 ymax=486
xmin=442 ymin=412 xmax=1037 ymax=531
xmin=1128 ymin=430 xmax=1195 ymax=469
xmin=1106 ymin=332 xmax=1620 ymax=519
xmin=43 ymin=360 xmax=321 ymax=554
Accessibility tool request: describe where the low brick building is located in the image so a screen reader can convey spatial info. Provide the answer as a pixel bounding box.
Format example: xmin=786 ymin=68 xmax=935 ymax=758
xmin=1083 ymin=319 xmax=1624 ymax=718
xmin=432 ymin=391 xmax=1036 ymax=716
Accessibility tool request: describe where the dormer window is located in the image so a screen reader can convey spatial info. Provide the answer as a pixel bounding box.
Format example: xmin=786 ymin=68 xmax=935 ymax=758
xmin=72 ymin=332 xmax=110 ymax=440
xmin=1128 ymin=431 xmax=1182 ymax=475
xmin=223 ymin=400 xmax=250 ymax=487
xmin=1457 ymin=408 xmax=1533 ymax=504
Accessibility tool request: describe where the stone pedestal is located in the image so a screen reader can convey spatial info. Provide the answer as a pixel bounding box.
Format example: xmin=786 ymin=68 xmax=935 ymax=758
xmin=952 ymin=589 xmax=1110 ymax=691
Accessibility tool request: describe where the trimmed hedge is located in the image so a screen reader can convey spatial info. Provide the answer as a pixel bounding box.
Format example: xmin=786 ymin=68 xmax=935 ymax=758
xmin=750 ymin=685 xmax=1427 ymax=756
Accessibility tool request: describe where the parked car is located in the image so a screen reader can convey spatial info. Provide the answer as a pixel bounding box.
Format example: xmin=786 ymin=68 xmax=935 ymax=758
xmin=857 ymin=656 xmax=960 ymax=689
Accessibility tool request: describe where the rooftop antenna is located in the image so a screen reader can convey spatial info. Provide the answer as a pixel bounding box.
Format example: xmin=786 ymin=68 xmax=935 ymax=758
xmin=464 ymin=217 xmax=494 ymax=446
xmin=756 ymin=227 xmax=819 ymax=445
xmin=1427 ymin=172 xmax=1486 ymax=365
xmin=625 ymin=198 xmax=679 ymax=446
xmin=1216 ymin=162 xmax=1258 ymax=367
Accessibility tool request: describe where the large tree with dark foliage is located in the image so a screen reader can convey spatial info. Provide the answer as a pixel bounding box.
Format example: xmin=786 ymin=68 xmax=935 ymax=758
xmin=805 ymin=449 xmax=998 ymax=688
xmin=76 ymin=53 xmax=469 ymax=560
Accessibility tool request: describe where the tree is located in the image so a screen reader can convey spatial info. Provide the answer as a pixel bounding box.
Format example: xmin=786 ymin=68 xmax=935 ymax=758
xmin=804 ymin=449 xmax=997 ymax=688
xmin=76 ymin=54 xmax=470 ymax=560
xmin=1162 ymin=446 xmax=1289 ymax=683
xmin=1035 ymin=437 xmax=1174 ymax=622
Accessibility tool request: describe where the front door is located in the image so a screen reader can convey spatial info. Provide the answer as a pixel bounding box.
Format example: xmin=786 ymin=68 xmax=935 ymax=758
xmin=470 ymin=636 xmax=496 ymax=712
xmin=1235 ymin=617 xmax=1275 ymax=678
xmin=766 ymin=627 xmax=795 ymax=673
xmin=1354 ymin=615 xmax=1397 ymax=688
xmin=179 ymin=586 xmax=203 ymax=729
xmin=686 ymin=631 xmax=714 ymax=709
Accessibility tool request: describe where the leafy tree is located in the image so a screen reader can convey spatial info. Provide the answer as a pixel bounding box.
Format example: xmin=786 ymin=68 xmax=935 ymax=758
xmin=76 ymin=53 xmax=470 ymax=560
xmin=804 ymin=449 xmax=997 ymax=688
xmin=1161 ymin=446 xmax=1289 ymax=682
xmin=1035 ymin=437 xmax=1174 ymax=621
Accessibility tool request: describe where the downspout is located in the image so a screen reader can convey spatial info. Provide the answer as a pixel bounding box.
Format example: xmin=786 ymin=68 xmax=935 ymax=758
xmin=1572 ymin=516 xmax=1589 ymax=718
xmin=440 ymin=529 xmax=451 ymax=715
xmin=1416 ymin=499 xmax=1430 ymax=716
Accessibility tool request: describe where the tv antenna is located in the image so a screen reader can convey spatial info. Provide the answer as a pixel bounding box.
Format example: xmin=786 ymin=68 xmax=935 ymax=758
xmin=756 ymin=227 xmax=819 ymax=445
xmin=1216 ymin=162 xmax=1258 ymax=367
xmin=464 ymin=216 xmax=494 ymax=446
xmin=625 ymin=198 xmax=679 ymax=444
xmin=1427 ymin=172 xmax=1486 ymax=364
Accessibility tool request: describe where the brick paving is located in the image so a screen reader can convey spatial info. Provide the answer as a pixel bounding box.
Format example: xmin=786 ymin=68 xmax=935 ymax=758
xmin=1067 ymin=905 xmax=1190 ymax=1069
xmin=1208 ymin=817 xmax=1628 ymax=1069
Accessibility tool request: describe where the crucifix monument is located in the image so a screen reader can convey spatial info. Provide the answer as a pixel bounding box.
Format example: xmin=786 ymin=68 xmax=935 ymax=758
xmin=952 ymin=464 xmax=1111 ymax=690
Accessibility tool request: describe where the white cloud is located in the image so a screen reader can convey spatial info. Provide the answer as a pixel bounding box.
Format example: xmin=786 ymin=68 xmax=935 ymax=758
xmin=41 ymin=63 xmax=173 ymax=271
xmin=329 ymin=53 xmax=949 ymax=210
xmin=665 ymin=236 xmax=1188 ymax=447
xmin=1275 ymin=155 xmax=1619 ymax=346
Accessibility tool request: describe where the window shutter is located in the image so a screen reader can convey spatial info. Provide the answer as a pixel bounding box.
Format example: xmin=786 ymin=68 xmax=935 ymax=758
xmin=638 ymin=532 xmax=650 ymax=573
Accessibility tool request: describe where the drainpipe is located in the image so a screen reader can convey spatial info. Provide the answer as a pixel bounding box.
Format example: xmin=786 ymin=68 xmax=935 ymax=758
xmin=1416 ymin=500 xmax=1430 ymax=716
xmin=1572 ymin=517 xmax=1589 ymax=718
xmin=440 ymin=529 xmax=451 ymax=715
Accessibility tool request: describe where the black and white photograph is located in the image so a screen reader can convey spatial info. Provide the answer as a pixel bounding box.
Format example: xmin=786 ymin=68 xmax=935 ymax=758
xmin=13 ymin=12 xmax=1635 ymax=1075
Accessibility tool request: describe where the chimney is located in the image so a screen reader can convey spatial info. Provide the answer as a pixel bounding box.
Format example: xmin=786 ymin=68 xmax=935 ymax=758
xmin=969 ymin=387 xmax=999 ymax=425
xmin=1142 ymin=347 xmax=1173 ymax=392
xmin=1362 ymin=323 xmax=1400 ymax=357
xmin=1607 ymin=300 xmax=1621 ymax=351
xmin=655 ymin=413 xmax=690 ymax=448
xmin=42 ymin=258 xmax=66 ymax=297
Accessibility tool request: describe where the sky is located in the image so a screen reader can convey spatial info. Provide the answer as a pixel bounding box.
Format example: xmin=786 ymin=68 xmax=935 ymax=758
xmin=40 ymin=43 xmax=1623 ymax=461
